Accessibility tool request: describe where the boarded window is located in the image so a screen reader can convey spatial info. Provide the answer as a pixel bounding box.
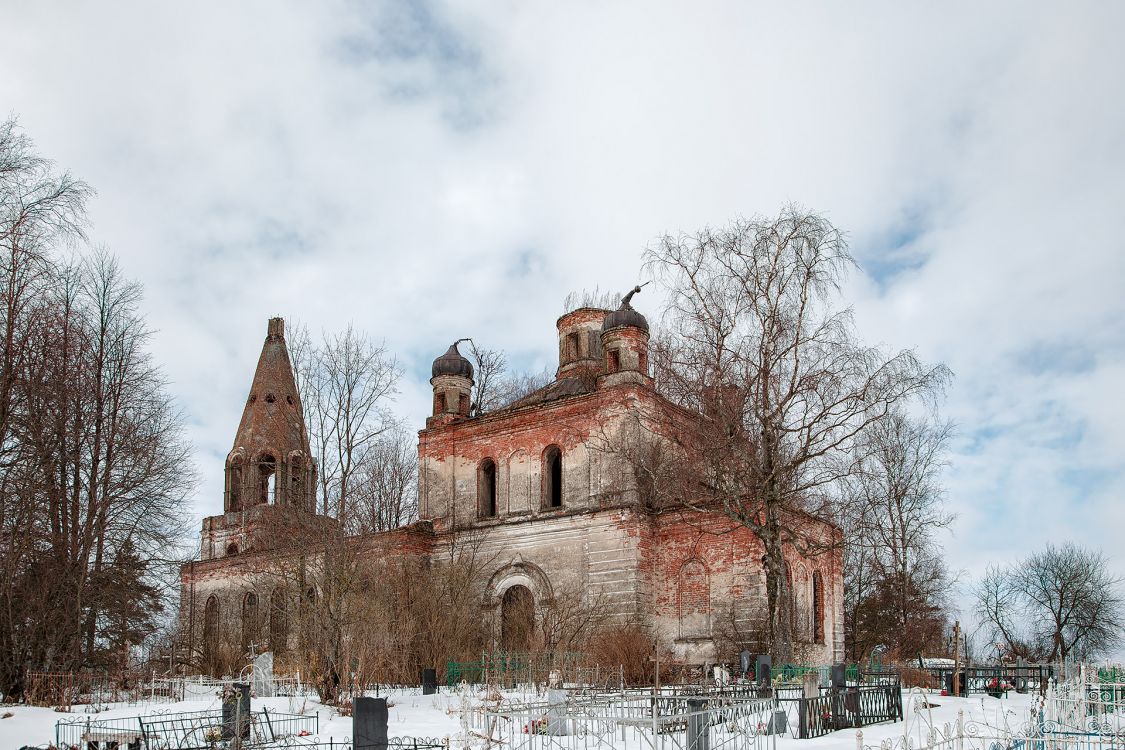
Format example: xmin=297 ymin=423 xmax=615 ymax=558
xmin=478 ymin=458 xmax=497 ymax=518
xmin=677 ymin=560 xmax=710 ymax=638
xmin=543 ymin=445 xmax=562 ymax=508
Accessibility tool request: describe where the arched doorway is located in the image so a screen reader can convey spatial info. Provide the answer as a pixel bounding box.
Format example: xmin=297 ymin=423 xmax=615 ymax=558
xmin=501 ymin=585 xmax=535 ymax=651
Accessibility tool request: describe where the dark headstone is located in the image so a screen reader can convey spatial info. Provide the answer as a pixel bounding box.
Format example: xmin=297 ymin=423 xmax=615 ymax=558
xmin=354 ymin=696 xmax=388 ymax=750
xmin=221 ymin=683 xmax=251 ymax=741
xmin=687 ymin=699 xmax=710 ymax=750
xmin=831 ymin=664 xmax=847 ymax=690
xmin=765 ymin=709 xmax=787 ymax=735
xmin=756 ymin=655 xmax=772 ymax=687
xmin=422 ymin=668 xmax=437 ymax=695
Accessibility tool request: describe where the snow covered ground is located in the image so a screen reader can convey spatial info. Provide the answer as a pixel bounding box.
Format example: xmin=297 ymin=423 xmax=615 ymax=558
xmin=0 ymin=687 xmax=1038 ymax=750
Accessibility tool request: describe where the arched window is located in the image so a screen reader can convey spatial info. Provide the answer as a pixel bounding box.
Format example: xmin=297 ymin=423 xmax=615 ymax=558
xmin=288 ymin=453 xmax=303 ymax=507
xmin=795 ymin=564 xmax=811 ymax=641
xmin=242 ymin=592 xmax=259 ymax=654
xmin=226 ymin=542 xmax=239 ymax=556
xmin=203 ymin=595 xmax=219 ymax=657
xmin=542 ymin=445 xmax=562 ymax=509
xmin=270 ymin=588 xmax=288 ymax=655
xmin=258 ymin=453 xmax=276 ymax=504
xmin=813 ymin=571 xmax=825 ymax=644
xmin=228 ymin=456 xmax=243 ymax=512
xmin=677 ymin=560 xmax=710 ymax=638
xmin=478 ymin=458 xmax=497 ymax=518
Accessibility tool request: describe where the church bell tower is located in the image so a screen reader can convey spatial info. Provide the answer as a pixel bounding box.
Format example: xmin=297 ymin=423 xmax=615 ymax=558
xmin=199 ymin=317 xmax=325 ymax=560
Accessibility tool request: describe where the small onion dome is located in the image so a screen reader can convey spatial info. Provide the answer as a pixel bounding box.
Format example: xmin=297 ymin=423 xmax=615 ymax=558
xmin=602 ymin=306 xmax=649 ymax=333
xmin=432 ymin=341 xmax=474 ymax=379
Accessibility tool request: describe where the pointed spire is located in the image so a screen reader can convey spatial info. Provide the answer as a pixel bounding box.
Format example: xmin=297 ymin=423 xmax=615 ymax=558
xmin=232 ymin=317 xmax=311 ymax=459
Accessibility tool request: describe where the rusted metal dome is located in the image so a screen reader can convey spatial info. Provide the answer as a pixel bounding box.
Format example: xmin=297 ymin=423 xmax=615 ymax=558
xmin=602 ymin=306 xmax=649 ymax=332
xmin=432 ymin=341 xmax=474 ymax=379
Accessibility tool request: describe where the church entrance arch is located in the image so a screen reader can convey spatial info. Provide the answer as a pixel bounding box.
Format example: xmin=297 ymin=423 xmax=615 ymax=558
xmin=501 ymin=585 xmax=535 ymax=651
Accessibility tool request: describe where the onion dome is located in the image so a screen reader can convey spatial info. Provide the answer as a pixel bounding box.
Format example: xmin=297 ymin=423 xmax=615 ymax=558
xmin=602 ymin=306 xmax=649 ymax=332
xmin=432 ymin=341 xmax=474 ymax=379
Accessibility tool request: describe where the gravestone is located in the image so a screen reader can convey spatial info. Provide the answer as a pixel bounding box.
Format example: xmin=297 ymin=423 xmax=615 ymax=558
xmin=756 ymin=655 xmax=772 ymax=687
xmin=252 ymin=652 xmax=274 ymax=697
xmin=740 ymin=651 xmax=752 ymax=678
xmin=802 ymin=670 xmax=819 ymax=699
xmin=831 ymin=664 xmax=847 ymax=690
xmin=765 ymin=709 xmax=787 ymax=735
xmin=221 ymin=683 xmax=251 ymax=742
xmin=546 ymin=688 xmax=568 ymax=735
xmin=686 ymin=698 xmax=710 ymax=750
xmin=421 ymin=668 xmax=437 ymax=695
xmin=354 ymin=696 xmax=389 ymax=750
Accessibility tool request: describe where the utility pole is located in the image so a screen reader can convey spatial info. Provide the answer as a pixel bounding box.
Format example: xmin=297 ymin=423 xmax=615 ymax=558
xmin=952 ymin=620 xmax=961 ymax=697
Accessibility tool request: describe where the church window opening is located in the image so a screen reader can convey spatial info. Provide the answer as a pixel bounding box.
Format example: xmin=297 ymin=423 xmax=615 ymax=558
xmin=501 ymin=585 xmax=535 ymax=651
xmin=566 ymin=332 xmax=580 ymax=360
xmin=813 ymin=570 xmax=825 ymax=644
xmin=478 ymin=458 xmax=497 ymax=518
xmin=228 ymin=457 xmax=243 ymax=512
xmin=289 ymin=455 xmax=303 ymax=507
xmin=543 ymin=445 xmax=562 ymax=508
xmin=258 ymin=454 xmax=276 ymax=504
xmin=226 ymin=542 xmax=239 ymax=556
xmin=270 ymin=588 xmax=288 ymax=654
xmin=677 ymin=560 xmax=710 ymax=638
xmin=242 ymin=592 xmax=259 ymax=654
xmin=265 ymin=393 xmax=276 ymax=403
xmin=607 ymin=349 xmax=620 ymax=373
xmin=203 ymin=596 xmax=219 ymax=662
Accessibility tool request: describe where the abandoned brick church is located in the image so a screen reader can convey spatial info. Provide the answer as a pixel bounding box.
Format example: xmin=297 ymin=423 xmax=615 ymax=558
xmin=180 ymin=299 xmax=844 ymax=671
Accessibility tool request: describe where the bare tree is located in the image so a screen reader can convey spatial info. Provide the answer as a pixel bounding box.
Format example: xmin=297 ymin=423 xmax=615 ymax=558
xmin=468 ymin=341 xmax=507 ymax=415
xmin=346 ymin=423 xmax=418 ymax=534
xmin=0 ymin=120 xmax=193 ymax=696
xmin=642 ymin=206 xmax=951 ymax=661
xmin=290 ymin=324 xmax=401 ymax=519
xmin=975 ymin=543 xmax=1124 ymax=662
xmin=840 ymin=411 xmax=955 ymax=661
xmin=467 ymin=340 xmax=553 ymax=414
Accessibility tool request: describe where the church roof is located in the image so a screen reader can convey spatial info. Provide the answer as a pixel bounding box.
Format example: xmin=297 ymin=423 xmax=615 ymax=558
xmin=232 ymin=318 xmax=311 ymax=460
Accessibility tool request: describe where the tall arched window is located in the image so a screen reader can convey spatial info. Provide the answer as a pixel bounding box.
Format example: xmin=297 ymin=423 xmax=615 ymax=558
xmin=542 ymin=445 xmax=562 ymax=508
xmin=796 ymin=563 xmax=811 ymax=641
xmin=677 ymin=560 xmax=710 ymax=638
xmin=813 ymin=571 xmax=825 ymax=644
xmin=478 ymin=458 xmax=497 ymax=518
xmin=228 ymin=456 xmax=243 ymax=512
xmin=258 ymin=453 xmax=276 ymax=505
xmin=241 ymin=592 xmax=259 ymax=654
xmin=288 ymin=453 xmax=303 ymax=508
xmin=203 ymin=595 xmax=219 ymax=657
xmin=270 ymin=588 xmax=288 ymax=655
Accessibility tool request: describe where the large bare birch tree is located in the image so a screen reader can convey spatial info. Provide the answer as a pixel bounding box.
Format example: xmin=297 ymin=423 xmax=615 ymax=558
xmin=644 ymin=206 xmax=950 ymax=661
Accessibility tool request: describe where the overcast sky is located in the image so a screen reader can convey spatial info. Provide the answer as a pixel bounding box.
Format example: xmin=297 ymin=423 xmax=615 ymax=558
xmin=3 ymin=2 xmax=1123 ymax=635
